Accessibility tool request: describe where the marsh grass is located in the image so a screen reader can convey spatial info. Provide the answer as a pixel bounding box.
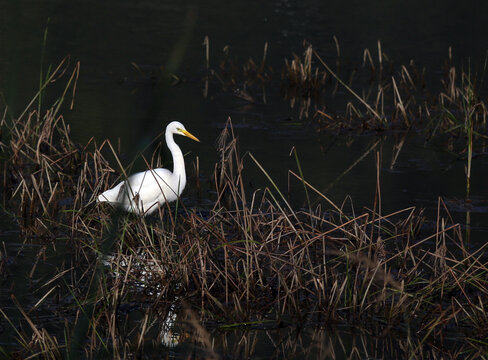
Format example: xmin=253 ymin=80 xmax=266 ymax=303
xmin=282 ymin=44 xmax=328 ymax=118
xmin=202 ymin=37 xmax=272 ymax=104
xmin=1 ymin=60 xmax=488 ymax=359
xmin=203 ymin=37 xmax=488 ymax=136
xmin=309 ymin=42 xmax=488 ymax=138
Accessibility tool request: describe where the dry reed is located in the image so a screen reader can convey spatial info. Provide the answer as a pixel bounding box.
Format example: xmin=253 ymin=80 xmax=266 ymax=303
xmin=1 ymin=58 xmax=487 ymax=359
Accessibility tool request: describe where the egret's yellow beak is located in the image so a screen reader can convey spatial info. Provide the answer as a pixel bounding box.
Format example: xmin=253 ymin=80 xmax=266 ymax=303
xmin=180 ymin=129 xmax=200 ymax=142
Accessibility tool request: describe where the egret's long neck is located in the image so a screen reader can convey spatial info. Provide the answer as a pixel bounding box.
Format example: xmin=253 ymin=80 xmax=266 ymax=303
xmin=166 ymin=130 xmax=186 ymax=191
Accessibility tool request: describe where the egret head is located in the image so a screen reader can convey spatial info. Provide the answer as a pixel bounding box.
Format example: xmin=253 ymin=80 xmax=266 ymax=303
xmin=167 ymin=121 xmax=200 ymax=142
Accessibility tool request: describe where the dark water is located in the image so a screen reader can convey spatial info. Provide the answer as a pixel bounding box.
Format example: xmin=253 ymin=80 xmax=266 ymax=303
xmin=1 ymin=0 xmax=488 ymax=357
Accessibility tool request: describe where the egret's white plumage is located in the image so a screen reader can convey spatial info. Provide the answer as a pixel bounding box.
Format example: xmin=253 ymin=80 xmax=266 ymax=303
xmin=97 ymin=121 xmax=199 ymax=216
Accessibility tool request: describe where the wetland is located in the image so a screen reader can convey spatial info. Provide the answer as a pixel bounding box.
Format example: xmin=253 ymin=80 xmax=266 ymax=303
xmin=1 ymin=1 xmax=488 ymax=358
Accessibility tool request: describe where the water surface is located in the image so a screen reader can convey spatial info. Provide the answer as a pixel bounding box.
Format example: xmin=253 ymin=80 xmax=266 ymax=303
xmin=1 ymin=0 xmax=487 ymax=357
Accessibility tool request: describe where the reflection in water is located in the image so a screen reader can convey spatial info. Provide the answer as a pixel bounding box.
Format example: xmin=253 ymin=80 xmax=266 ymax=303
xmin=159 ymin=303 xmax=181 ymax=348
xmin=100 ymin=247 xmax=479 ymax=358
xmin=103 ymin=252 xmax=183 ymax=347
xmin=282 ymin=44 xmax=328 ymax=119
xmin=173 ymin=319 xmax=471 ymax=359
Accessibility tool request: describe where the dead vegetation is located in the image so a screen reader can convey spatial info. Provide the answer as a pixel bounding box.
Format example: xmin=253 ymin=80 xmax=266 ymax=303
xmin=0 ymin=57 xmax=488 ymax=359
xmin=202 ymin=36 xmax=488 ymax=141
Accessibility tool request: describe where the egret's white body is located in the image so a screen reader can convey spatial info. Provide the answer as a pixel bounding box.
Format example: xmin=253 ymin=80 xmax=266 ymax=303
xmin=97 ymin=121 xmax=199 ymax=216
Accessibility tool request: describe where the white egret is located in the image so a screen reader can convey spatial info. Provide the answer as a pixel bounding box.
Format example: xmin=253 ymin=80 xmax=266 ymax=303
xmin=97 ymin=121 xmax=199 ymax=216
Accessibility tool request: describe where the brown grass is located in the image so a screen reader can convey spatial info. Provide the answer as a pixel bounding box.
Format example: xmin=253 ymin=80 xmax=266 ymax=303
xmin=1 ymin=57 xmax=487 ymax=359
